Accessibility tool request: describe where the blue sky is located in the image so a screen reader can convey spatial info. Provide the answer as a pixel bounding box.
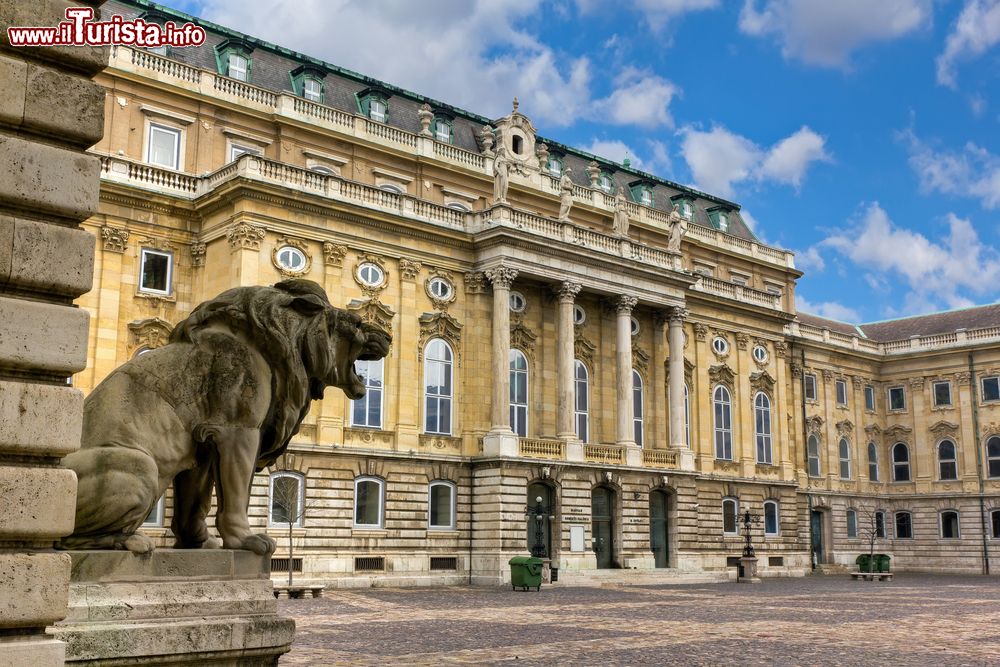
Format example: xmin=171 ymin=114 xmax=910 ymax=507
xmin=158 ymin=0 xmax=1000 ymax=324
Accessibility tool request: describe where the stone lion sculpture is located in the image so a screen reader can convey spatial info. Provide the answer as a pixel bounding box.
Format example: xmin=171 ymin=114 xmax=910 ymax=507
xmin=60 ymin=279 xmax=391 ymax=555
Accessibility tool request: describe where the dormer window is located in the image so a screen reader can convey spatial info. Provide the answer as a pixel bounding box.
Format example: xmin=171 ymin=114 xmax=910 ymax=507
xmin=671 ymin=195 xmax=694 ymax=219
xmin=433 ymin=116 xmax=454 ymax=143
xmin=359 ymin=90 xmax=390 ymax=123
xmin=215 ymin=40 xmax=254 ymax=83
xmin=290 ymin=66 xmax=325 ymax=103
xmin=629 ymin=183 xmax=654 ymax=207
xmin=303 ymin=78 xmax=322 ymax=101
xmin=598 ymin=172 xmax=614 ymax=193
xmin=547 ymin=156 xmax=564 ymax=177
xmin=708 ymin=207 xmax=731 ymax=232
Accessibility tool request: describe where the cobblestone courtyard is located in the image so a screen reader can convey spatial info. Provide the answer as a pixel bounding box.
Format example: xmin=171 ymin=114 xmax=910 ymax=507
xmin=278 ymin=574 xmax=1000 ymax=666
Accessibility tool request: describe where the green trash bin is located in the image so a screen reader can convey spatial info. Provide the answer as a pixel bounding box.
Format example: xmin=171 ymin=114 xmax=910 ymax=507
xmin=875 ymin=554 xmax=891 ymax=573
xmin=855 ymin=554 xmax=872 ymax=572
xmin=509 ymin=556 xmax=544 ymax=591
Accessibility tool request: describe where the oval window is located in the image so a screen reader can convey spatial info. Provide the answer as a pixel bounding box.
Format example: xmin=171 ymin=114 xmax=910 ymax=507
xmin=358 ymin=262 xmax=385 ymax=287
xmin=276 ymin=246 xmax=306 ymax=272
xmin=631 ymin=317 xmax=640 ymax=336
xmin=429 ymin=277 xmax=453 ymax=300
xmin=712 ymin=336 xmax=729 ymax=355
xmin=752 ymin=344 xmax=768 ymax=363
xmin=509 ymin=291 xmax=526 ymax=313
xmin=573 ymin=305 xmax=586 ymax=325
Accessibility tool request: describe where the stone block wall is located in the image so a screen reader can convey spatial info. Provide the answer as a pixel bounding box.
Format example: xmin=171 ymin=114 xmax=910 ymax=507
xmin=0 ymin=1 xmax=107 ymax=664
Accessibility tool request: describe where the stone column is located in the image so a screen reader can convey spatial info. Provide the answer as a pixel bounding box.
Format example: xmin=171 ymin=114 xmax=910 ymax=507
xmin=555 ymin=281 xmax=582 ymax=441
xmin=615 ymin=295 xmax=638 ymax=447
xmin=482 ymin=266 xmax=518 ymax=457
xmin=651 ymin=311 xmax=668 ymax=449
xmin=0 ymin=4 xmax=108 ymax=664
xmin=668 ymin=307 xmax=695 ymax=470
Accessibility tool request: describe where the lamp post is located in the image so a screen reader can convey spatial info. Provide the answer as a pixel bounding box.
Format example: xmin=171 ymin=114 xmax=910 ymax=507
xmin=739 ymin=510 xmax=762 ymax=584
xmin=525 ymin=495 xmax=554 ymax=558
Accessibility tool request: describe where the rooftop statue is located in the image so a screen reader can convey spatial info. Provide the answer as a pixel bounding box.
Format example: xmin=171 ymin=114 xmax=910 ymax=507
xmin=613 ymin=186 xmax=630 ymax=236
xmin=60 ymin=279 xmax=391 ymax=555
xmin=667 ymin=204 xmax=688 ymax=253
xmin=557 ymin=167 xmax=574 ymax=221
xmin=493 ymin=144 xmax=511 ymax=203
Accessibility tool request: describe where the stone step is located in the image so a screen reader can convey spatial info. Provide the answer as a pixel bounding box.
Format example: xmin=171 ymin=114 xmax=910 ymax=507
xmin=554 ymin=568 xmax=732 ymax=587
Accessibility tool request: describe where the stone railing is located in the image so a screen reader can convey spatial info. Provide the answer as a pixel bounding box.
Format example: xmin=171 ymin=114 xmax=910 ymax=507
xmin=692 ymin=276 xmax=782 ymax=310
xmin=99 ymin=155 xmax=200 ymax=194
xmin=790 ymin=321 xmax=1000 ymax=356
xmin=584 ymin=444 xmax=625 ymax=465
xmin=518 ymin=438 xmax=565 ymax=460
xmin=110 ymin=45 xmax=797 ymax=271
xmin=642 ymin=449 xmax=678 ymax=468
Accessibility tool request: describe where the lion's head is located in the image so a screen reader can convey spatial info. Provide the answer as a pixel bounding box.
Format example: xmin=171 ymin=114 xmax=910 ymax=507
xmin=170 ymin=279 xmax=391 ymax=467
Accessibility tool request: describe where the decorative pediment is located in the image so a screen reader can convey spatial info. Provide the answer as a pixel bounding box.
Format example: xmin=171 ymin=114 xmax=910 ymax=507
xmin=575 ymin=333 xmax=596 ymax=366
xmin=684 ymin=358 xmax=694 ymax=387
xmin=127 ymin=317 xmax=173 ymax=355
xmin=708 ymin=363 xmax=735 ymax=390
xmin=883 ymin=424 xmax=912 ymax=442
xmin=864 ymin=423 xmax=882 ymax=439
xmin=983 ymin=422 xmax=1000 ymax=438
xmin=632 ymin=344 xmax=650 ymax=378
xmin=805 ymin=415 xmax=824 ymax=436
xmin=418 ymin=311 xmax=462 ymax=363
xmin=750 ymin=370 xmax=776 ymax=397
xmin=511 ymin=321 xmax=538 ymax=362
xmin=347 ymin=298 xmax=395 ymax=335
xmin=929 ymin=420 xmax=959 ymax=438
xmin=836 ymin=420 xmax=854 ymax=437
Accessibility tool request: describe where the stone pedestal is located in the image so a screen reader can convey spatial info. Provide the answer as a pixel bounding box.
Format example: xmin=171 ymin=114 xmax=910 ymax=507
xmin=738 ymin=556 xmax=762 ymax=584
xmin=49 ymin=550 xmax=295 ymax=665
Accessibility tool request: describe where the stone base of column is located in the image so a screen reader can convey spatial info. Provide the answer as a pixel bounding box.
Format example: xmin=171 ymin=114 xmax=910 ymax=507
xmin=482 ymin=430 xmax=519 ymax=457
xmin=675 ymin=448 xmax=696 ymax=471
xmin=49 ymin=550 xmax=294 ymax=665
xmin=738 ymin=556 xmax=762 ymax=584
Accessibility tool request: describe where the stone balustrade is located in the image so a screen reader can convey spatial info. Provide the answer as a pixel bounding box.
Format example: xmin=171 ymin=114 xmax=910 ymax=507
xmin=789 ymin=321 xmax=1000 ymax=356
xmin=584 ymin=444 xmax=626 ymax=465
xmin=518 ymin=438 xmax=565 ymax=460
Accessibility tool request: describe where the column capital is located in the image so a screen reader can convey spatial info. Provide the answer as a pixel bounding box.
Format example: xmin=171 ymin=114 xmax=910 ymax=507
xmin=554 ymin=280 xmax=582 ymax=303
xmin=615 ymin=295 xmax=638 ymax=315
xmin=484 ymin=265 xmax=518 ymax=289
xmin=668 ymin=306 xmax=689 ymax=324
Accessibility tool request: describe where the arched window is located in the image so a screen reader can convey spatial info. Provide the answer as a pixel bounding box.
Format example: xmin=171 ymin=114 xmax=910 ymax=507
xmin=351 ymin=358 xmax=384 ymax=428
xmin=938 ymin=440 xmax=958 ymax=480
xmin=892 ymin=443 xmax=910 ymax=482
xmin=991 ymin=509 xmax=1000 ymax=538
xmin=867 ymin=442 xmax=879 ymax=482
xmin=987 ymin=436 xmax=1000 ymax=478
xmin=940 ymin=510 xmax=960 ymax=539
xmin=722 ymin=498 xmax=739 ymax=535
xmin=754 ymin=392 xmax=772 ymax=464
xmin=424 ymin=339 xmax=453 ymax=435
xmin=763 ymin=500 xmax=779 ymax=536
xmin=684 ymin=384 xmax=690 ymax=447
xmin=269 ymin=472 xmax=305 ymax=527
xmin=894 ymin=510 xmax=912 ymax=538
xmin=428 ymin=480 xmax=456 ymax=530
xmin=713 ymin=385 xmax=733 ymax=460
xmin=509 ymin=349 xmax=528 ymax=438
xmin=807 ymin=434 xmax=821 ymax=477
xmin=846 ymin=509 xmax=858 ymax=538
xmin=839 ymin=438 xmax=851 ymax=480
xmin=353 ymin=477 xmax=384 ymax=529
xmin=633 ymin=370 xmax=644 ymax=447
xmin=574 ymin=360 xmax=589 ymax=443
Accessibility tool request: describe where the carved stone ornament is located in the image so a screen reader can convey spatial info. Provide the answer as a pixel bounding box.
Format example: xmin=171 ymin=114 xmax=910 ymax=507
xmin=982 ymin=422 xmax=1000 ymax=438
xmin=60 ymin=279 xmax=392 ymax=554
xmin=909 ymin=377 xmax=926 ymax=390
xmin=836 ymin=420 xmax=854 ymax=437
xmin=400 ymin=258 xmax=422 ymax=281
xmin=554 ymin=281 xmax=582 ymax=302
xmin=708 ymin=363 xmax=735 ymax=391
xmin=616 ymin=295 xmax=638 ymax=314
xmin=271 ymin=236 xmax=312 ymax=277
xmin=227 ymin=222 xmax=266 ymax=251
xmin=138 ymin=236 xmax=175 ymax=251
xmin=586 ymin=160 xmax=601 ymax=187
xmin=929 ymin=420 xmax=959 ymax=438
xmin=484 ymin=265 xmax=518 ymax=290
xmin=354 ymin=254 xmax=389 ymax=297
xmin=632 ymin=344 xmax=650 ymax=378
xmin=424 ymin=269 xmax=457 ymax=310
xmin=735 ymin=332 xmax=750 ymax=350
xmin=954 ymin=371 xmax=972 ymax=386
xmin=864 ymin=423 xmax=882 ymax=439
xmin=127 ymin=317 xmax=173 ymax=355
xmin=479 ymin=125 xmax=495 ymax=156
xmin=464 ymin=272 xmax=486 ymax=294
xmin=101 ymin=226 xmax=129 ymax=253
xmin=417 ymin=103 xmax=433 ymax=137
xmin=418 ymin=311 xmax=462 ymax=363
xmin=190 ymin=242 xmax=207 ymax=268
xmin=821 ymin=369 xmax=834 ymax=383
xmin=883 ymin=424 xmax=913 ymax=442
xmin=805 ymin=415 xmax=824 ymax=436
xmin=773 ymin=341 xmax=788 ymax=358
xmin=347 ymin=297 xmax=396 ymax=335
xmin=575 ymin=333 xmax=596 ymax=366
xmin=322 ymin=241 xmax=348 ymax=267
xmin=750 ymin=370 xmax=776 ymax=397
xmin=511 ymin=321 xmax=538 ymax=362
xmin=790 ymin=361 xmax=803 ymax=378
xmin=693 ymin=322 xmax=709 ymax=341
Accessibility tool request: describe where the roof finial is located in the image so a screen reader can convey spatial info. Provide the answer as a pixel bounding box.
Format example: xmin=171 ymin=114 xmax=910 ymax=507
xmin=622 ymin=154 xmax=631 ymax=169
xmin=512 ymin=97 xmax=519 ymax=112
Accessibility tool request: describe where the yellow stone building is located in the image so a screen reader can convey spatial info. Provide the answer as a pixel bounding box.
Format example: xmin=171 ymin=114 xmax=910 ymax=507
xmin=78 ymin=0 xmax=1000 ymax=584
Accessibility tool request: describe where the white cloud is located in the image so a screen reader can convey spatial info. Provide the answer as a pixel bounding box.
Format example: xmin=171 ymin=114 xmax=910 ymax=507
xmin=970 ymin=93 xmax=988 ymax=117
xmin=739 ymin=0 xmax=932 ymax=68
xmin=635 ymin=0 xmax=720 ymax=30
xmin=902 ymin=130 xmax=1000 ymax=209
xmin=679 ymin=124 xmax=829 ymax=198
xmin=580 ymin=139 xmax=641 ymax=168
xmin=795 ymin=245 xmax=826 ymax=272
xmin=795 ymin=295 xmax=861 ymax=322
xmin=820 ymin=203 xmax=1000 ymax=312
xmin=593 ymin=67 xmax=678 ymax=128
xmin=936 ymin=0 xmax=1000 ymax=88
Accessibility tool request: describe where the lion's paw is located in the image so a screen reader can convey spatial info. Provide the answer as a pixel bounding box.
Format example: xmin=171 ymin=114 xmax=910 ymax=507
xmin=241 ymin=534 xmax=276 ymax=555
xmin=122 ymin=534 xmax=155 ymax=554
xmin=203 ymin=536 xmax=223 ymax=549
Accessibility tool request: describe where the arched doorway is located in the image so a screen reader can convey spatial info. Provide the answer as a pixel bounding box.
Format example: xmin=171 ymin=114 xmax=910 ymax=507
xmin=649 ymin=490 xmax=670 ymax=568
xmin=591 ymin=486 xmax=615 ymax=569
xmin=526 ymin=482 xmax=553 ymax=558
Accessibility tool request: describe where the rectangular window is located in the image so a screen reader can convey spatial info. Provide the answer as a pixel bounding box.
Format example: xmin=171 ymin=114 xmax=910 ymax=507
xmin=846 ymin=510 xmax=857 ymax=538
xmin=836 ymin=379 xmax=848 ymax=407
xmin=764 ymin=502 xmax=779 ymax=536
xmin=369 ymin=98 xmax=387 ymax=122
xmin=428 ymin=482 xmax=455 ymax=530
xmin=139 ymin=249 xmax=172 ymax=295
xmin=864 ymin=385 xmax=875 ymax=412
xmin=895 ymin=512 xmax=912 ymax=539
xmin=992 ymin=510 xmax=1000 ymax=539
xmin=303 ymin=78 xmax=323 ymax=102
xmin=722 ymin=499 xmax=738 ymax=535
xmin=888 ymin=386 xmax=906 ymax=411
xmin=146 ymin=123 xmax=180 ymax=170
xmin=143 ymin=495 xmax=165 ymax=527
xmin=982 ymin=376 xmax=1000 ymax=403
xmin=933 ymin=381 xmax=952 ymax=407
xmin=435 ymin=123 xmax=451 ymax=143
xmin=875 ymin=511 xmax=886 ymax=538
xmin=351 ymin=359 xmax=383 ymax=428
xmin=804 ymin=374 xmax=817 ymax=401
xmin=229 ymin=144 xmax=262 ymax=162
xmin=228 ymin=53 xmax=248 ymax=81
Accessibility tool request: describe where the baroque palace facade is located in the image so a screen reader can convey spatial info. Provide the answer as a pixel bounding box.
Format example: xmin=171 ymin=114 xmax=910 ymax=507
xmin=77 ymin=0 xmax=1000 ymax=584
